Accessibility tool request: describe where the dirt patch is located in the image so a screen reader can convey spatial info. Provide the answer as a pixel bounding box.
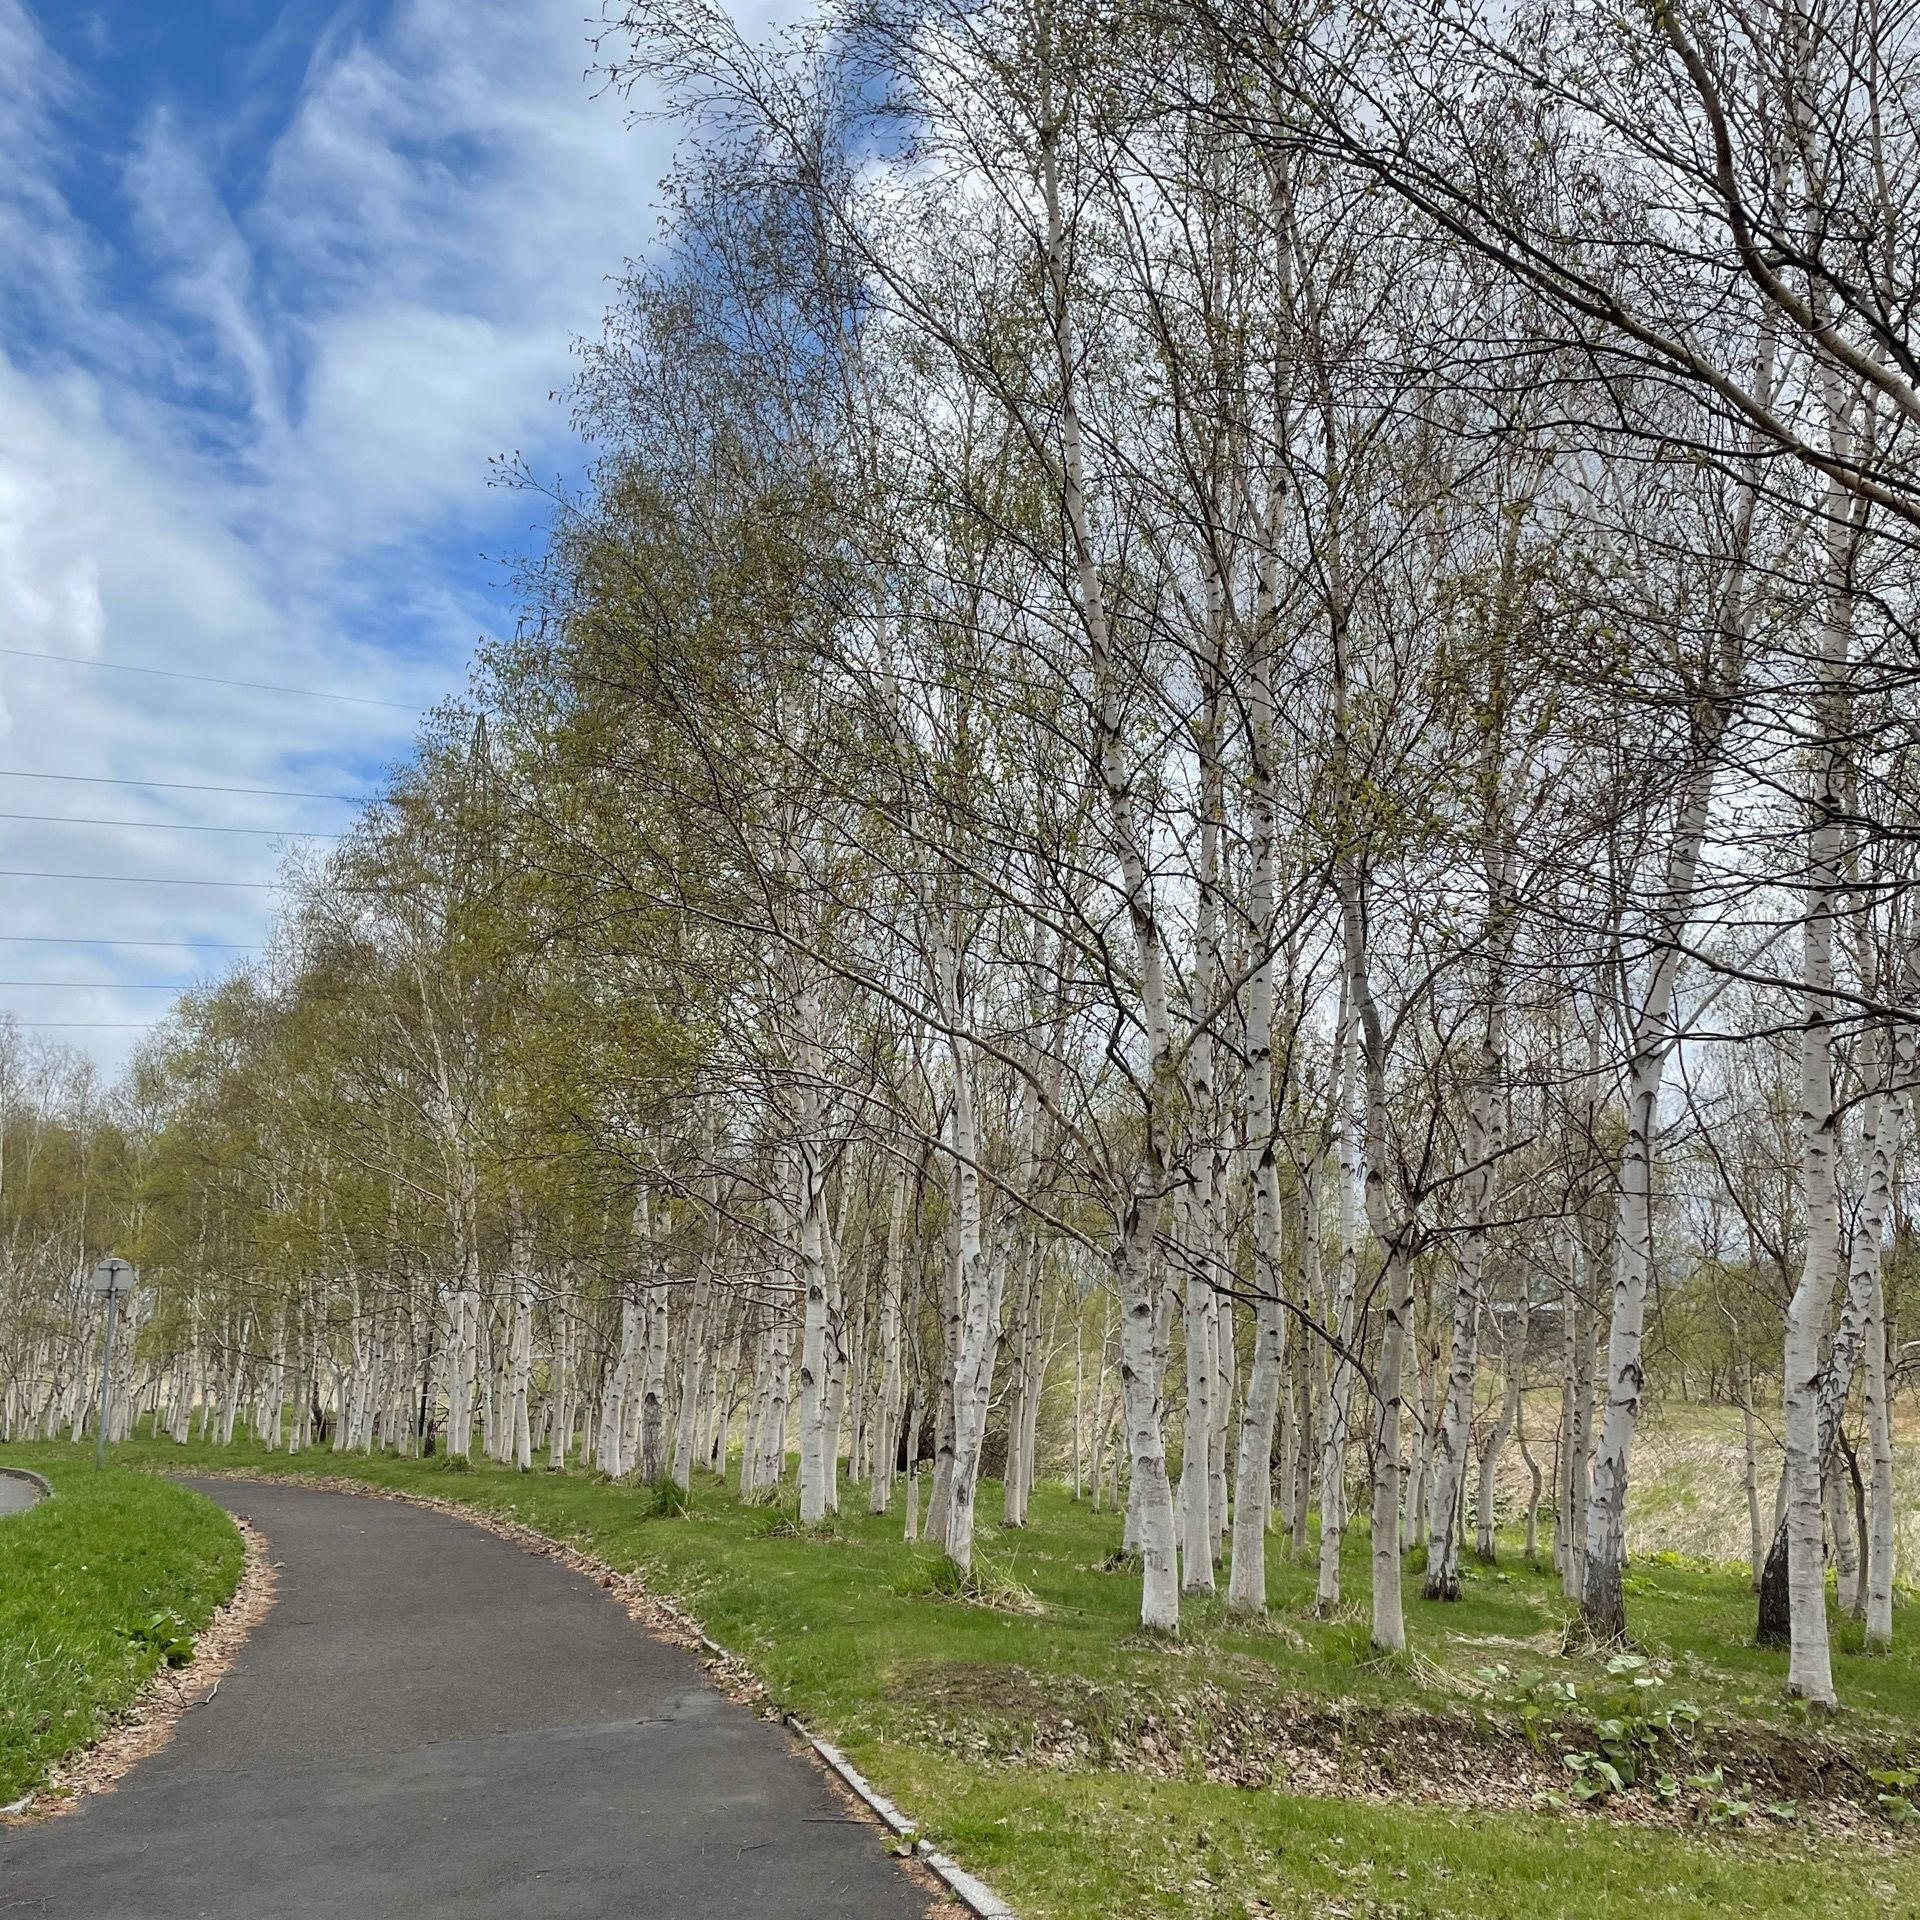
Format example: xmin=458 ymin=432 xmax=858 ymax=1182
xmin=890 ymin=1660 xmax=1544 ymax=1803
xmin=885 ymin=1658 xmax=1920 ymax=1841
xmin=4 ymin=1513 xmax=277 ymax=1824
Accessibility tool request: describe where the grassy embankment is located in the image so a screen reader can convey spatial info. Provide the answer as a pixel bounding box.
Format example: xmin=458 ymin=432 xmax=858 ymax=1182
xmin=0 ymin=1447 xmax=243 ymax=1806
xmin=6 ymin=1430 xmax=1916 ymax=1919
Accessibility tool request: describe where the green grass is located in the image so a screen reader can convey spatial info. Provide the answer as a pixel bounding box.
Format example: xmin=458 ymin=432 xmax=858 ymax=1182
xmin=8 ymin=1430 xmax=1916 ymax=1917
xmin=0 ymin=1446 xmax=243 ymax=1805
xmin=871 ymin=1753 xmax=1918 ymax=1919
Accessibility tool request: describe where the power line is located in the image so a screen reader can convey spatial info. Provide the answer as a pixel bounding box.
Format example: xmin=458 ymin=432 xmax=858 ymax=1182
xmin=0 ymin=981 xmax=193 ymax=990
xmin=0 ymin=869 xmax=277 ymax=888
xmin=0 ymin=770 xmax=369 ymax=803
xmin=14 ymin=1021 xmax=159 ymax=1029
xmin=0 ymin=645 xmax=421 ymax=712
xmin=0 ymin=936 xmax=253 ymax=949
xmin=0 ymin=811 xmax=342 ymax=838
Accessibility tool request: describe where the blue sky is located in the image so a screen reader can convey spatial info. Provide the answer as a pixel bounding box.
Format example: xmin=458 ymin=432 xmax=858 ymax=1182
xmin=0 ymin=0 xmax=674 ymax=1069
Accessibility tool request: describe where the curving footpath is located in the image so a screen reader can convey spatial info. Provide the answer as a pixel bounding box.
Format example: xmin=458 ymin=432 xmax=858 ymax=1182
xmin=0 ymin=1468 xmax=48 ymax=1515
xmin=0 ymin=1479 xmax=935 ymax=1919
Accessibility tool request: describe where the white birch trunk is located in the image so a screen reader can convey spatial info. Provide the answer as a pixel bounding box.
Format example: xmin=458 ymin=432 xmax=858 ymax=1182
xmin=673 ymin=1238 xmax=712 ymax=1492
xmin=1427 ymin=1022 xmax=1501 ymax=1598
xmin=636 ymin=1193 xmax=670 ymax=1484
xmin=549 ymin=1307 xmax=573 ymax=1472
xmin=939 ymin=916 xmax=1000 ymax=1572
xmin=1040 ymin=92 xmax=1177 ymax=1634
xmin=1865 ymin=1262 xmax=1895 ymax=1651
xmin=1579 ymin=761 xmax=1716 ymax=1640
xmin=1227 ymin=592 xmax=1288 ymax=1612
xmin=598 ymin=1296 xmax=640 ymax=1478
xmin=1475 ymin=1296 xmax=1524 ymax=1564
xmin=797 ymin=1133 xmax=834 ymax=1523
xmin=869 ymin=1167 xmax=906 ymax=1514
xmin=1318 ymin=995 xmax=1362 ymax=1610
xmin=505 ymin=1206 xmax=535 ymax=1474
xmin=821 ymin=1196 xmax=845 ymax=1514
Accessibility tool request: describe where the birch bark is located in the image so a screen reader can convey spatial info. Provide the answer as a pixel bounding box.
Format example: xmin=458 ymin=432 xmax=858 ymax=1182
xmin=798 ymin=1130 xmax=835 ymax=1523
xmin=1227 ymin=538 xmax=1289 ymax=1613
xmin=1318 ymin=987 xmax=1362 ymax=1610
xmin=1426 ymin=1030 xmax=1499 ymax=1599
xmin=1474 ymin=1288 xmax=1525 ymax=1563
xmin=673 ymin=1222 xmax=714 ymax=1491
xmin=1039 ymin=81 xmax=1179 ymax=1633
xmin=869 ymin=1166 xmax=906 ymax=1514
xmin=1579 ymin=750 xmax=1722 ymax=1642
xmin=938 ymin=912 xmax=1000 ymax=1571
xmin=1865 ymin=1261 xmax=1895 ymax=1651
xmin=1778 ymin=319 xmax=1861 ymax=1703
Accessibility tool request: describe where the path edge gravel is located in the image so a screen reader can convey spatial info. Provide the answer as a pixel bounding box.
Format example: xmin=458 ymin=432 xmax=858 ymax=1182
xmin=2 ymin=1508 xmax=275 ymax=1824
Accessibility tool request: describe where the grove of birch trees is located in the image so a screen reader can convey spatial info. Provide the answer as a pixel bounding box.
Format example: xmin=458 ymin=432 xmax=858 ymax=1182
xmin=4 ymin=0 xmax=1920 ymax=1712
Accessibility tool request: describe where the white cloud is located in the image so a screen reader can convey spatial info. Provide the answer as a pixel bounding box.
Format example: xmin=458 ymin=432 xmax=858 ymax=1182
xmin=126 ymin=107 xmax=284 ymax=434
xmin=0 ymin=0 xmax=677 ymax=1069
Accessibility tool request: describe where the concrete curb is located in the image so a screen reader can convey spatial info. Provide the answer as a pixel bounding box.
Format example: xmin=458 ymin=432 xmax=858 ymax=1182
xmin=783 ymin=1719 xmax=1020 ymax=1919
xmin=671 ymin=1625 xmax=1022 ymax=1916
xmin=0 ymin=1466 xmax=53 ymax=1504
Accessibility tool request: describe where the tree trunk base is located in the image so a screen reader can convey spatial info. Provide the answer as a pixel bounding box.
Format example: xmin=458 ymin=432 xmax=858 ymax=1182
xmin=1756 ymin=1525 xmax=1792 ymax=1645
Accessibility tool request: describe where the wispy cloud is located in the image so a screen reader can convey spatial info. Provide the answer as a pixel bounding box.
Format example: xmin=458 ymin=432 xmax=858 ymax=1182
xmin=0 ymin=0 xmax=670 ymax=1066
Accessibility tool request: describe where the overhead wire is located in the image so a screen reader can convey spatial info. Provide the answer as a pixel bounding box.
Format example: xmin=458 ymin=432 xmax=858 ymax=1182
xmin=0 ymin=644 xmax=421 ymax=711
xmin=0 ymin=981 xmax=205 ymax=990
xmin=0 ymin=936 xmax=253 ymax=949
xmin=0 ymin=869 xmax=277 ymax=887
xmin=0 ymin=812 xmax=341 ymax=837
xmin=0 ymin=652 xmax=398 ymax=1041
xmin=0 ymin=770 xmax=369 ymax=802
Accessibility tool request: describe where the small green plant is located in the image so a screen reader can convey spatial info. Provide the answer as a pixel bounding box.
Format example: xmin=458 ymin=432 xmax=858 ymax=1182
xmin=1647 ymin=1550 xmax=1714 ymax=1574
xmin=129 ymin=1610 xmax=196 ymax=1668
xmin=1686 ymin=1766 xmax=1754 ymax=1828
xmin=1519 ymin=1662 xmax=1701 ymax=1804
xmin=1560 ymin=1748 xmax=1626 ymax=1803
xmin=1870 ymin=1768 xmax=1920 ymax=1823
xmin=1514 ymin=1673 xmax=1578 ymax=1750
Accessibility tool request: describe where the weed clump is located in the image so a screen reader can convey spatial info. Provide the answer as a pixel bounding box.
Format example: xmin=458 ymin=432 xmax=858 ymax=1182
xmin=894 ymin=1550 xmax=1043 ymax=1614
xmin=648 ymin=1477 xmax=695 ymax=1519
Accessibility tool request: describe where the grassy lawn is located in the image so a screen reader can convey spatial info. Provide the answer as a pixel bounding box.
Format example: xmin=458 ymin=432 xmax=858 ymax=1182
xmin=873 ymin=1753 xmax=1918 ymax=1919
xmin=7 ymin=1431 xmax=1915 ymax=1917
xmin=0 ymin=1447 xmax=244 ymax=1805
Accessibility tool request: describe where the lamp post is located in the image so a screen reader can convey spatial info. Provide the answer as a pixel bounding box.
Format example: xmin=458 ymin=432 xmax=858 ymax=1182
xmin=88 ymin=1257 xmax=137 ymax=1470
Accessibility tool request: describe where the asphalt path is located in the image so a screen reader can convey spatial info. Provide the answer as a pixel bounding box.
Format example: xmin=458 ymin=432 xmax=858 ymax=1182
xmin=0 ymin=1479 xmax=936 ymax=1919
xmin=0 ymin=1471 xmax=43 ymax=1515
